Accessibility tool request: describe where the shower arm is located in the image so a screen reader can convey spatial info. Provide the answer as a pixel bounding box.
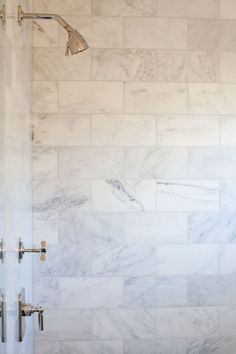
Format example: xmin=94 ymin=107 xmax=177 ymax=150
xmin=17 ymin=5 xmax=73 ymax=33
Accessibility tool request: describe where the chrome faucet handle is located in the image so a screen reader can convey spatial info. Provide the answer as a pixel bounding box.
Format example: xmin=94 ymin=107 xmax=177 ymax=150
xmin=38 ymin=307 xmax=44 ymax=331
xmin=21 ymin=303 xmax=44 ymax=331
xmin=18 ymin=239 xmax=47 ymax=263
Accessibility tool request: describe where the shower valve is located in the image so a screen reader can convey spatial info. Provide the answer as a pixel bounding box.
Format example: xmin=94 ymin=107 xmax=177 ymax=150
xmin=22 ymin=304 xmax=44 ymax=331
xmin=18 ymin=239 xmax=47 ymax=263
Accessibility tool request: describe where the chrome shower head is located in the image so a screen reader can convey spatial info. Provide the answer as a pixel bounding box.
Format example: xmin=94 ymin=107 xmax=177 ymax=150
xmin=65 ymin=29 xmax=89 ymax=56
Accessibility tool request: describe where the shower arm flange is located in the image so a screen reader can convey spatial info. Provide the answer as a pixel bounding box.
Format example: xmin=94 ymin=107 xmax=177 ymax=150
xmin=0 ymin=5 xmax=6 ymax=24
xmin=17 ymin=5 xmax=73 ymax=33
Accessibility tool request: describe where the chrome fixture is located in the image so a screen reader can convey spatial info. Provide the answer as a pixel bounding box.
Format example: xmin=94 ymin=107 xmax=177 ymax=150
xmin=0 ymin=5 xmax=5 ymax=24
xmin=18 ymin=239 xmax=46 ymax=263
xmin=18 ymin=289 xmax=44 ymax=342
xmin=0 ymin=292 xmax=6 ymax=343
xmin=0 ymin=239 xmax=4 ymax=263
xmin=17 ymin=5 xmax=89 ymax=55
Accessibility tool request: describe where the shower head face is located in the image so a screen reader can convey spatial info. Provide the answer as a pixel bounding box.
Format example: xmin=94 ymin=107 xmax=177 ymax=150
xmin=65 ymin=29 xmax=89 ymax=56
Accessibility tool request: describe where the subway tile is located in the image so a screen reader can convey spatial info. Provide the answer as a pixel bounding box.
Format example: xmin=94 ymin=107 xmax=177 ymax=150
xmin=124 ymin=339 xmax=186 ymax=354
xmin=219 ymin=307 xmax=236 ymax=336
xmin=33 ymin=0 xmax=91 ymax=16
xmin=93 ymin=309 xmax=156 ymax=339
xmin=221 ymin=117 xmax=236 ymax=146
xmin=59 ymin=82 xmax=123 ymax=114
xmin=36 ymin=309 xmax=92 ymax=341
xmin=221 ymin=180 xmax=236 ymax=211
xmin=59 ymin=17 xmax=123 ymax=49
xmin=189 ymin=84 xmax=236 ymax=115
xmin=33 ymin=48 xmax=91 ymax=81
xmin=59 ymin=211 xmax=124 ymax=246
xmin=33 ymin=179 xmax=91 ymax=213
xmin=92 ymin=0 xmax=156 ymax=16
xmin=93 ymin=244 xmax=156 ymax=276
xmin=124 ymin=18 xmax=187 ymax=49
xmin=124 ymin=147 xmax=187 ymax=179
xmin=156 ymin=245 xmax=218 ymax=276
xmin=156 ymin=51 xmax=188 ymax=82
xmin=92 ymin=115 xmax=156 ymax=147
xmin=219 ymin=244 xmax=236 ymax=274
xmin=156 ymin=307 xmax=218 ymax=338
xmin=156 ymin=0 xmax=219 ymax=18
xmin=60 ymin=278 xmax=123 ymax=309
xmin=59 ymin=341 xmax=123 ymax=354
xmin=33 ymin=147 xmax=57 ymax=179
xmin=188 ymin=275 xmax=236 ymax=306
xmin=188 ymin=20 xmax=220 ymax=51
xmin=220 ymin=0 xmax=236 ymax=19
xmin=187 ymin=337 xmax=236 ymax=354
xmin=187 ymin=51 xmax=219 ymax=82
xmin=92 ymin=180 xmax=156 ymax=212
xmin=33 ymin=278 xmax=59 ymax=308
xmin=124 ymin=276 xmax=187 ymax=307
xmin=35 ymin=342 xmax=60 ymax=354
xmin=33 ymin=114 xmax=91 ymax=146
xmin=189 ymin=212 xmax=236 ymax=243
xmin=33 ymin=21 xmax=58 ymax=48
xmin=125 ymin=213 xmax=188 ymax=244
xmin=220 ymin=20 xmax=236 ymax=51
xmin=188 ymin=148 xmax=236 ymax=178
xmin=157 ymin=180 xmax=219 ymax=212
xmin=92 ymin=49 xmax=156 ymax=81
xmin=58 ymin=147 xmax=123 ymax=179
xmin=33 ymin=212 xmax=58 ymax=245
xmin=220 ymin=52 xmax=236 ymax=82
xmin=125 ymin=83 xmax=188 ymax=114
xmin=32 ymin=82 xmax=58 ymax=114
xmin=157 ymin=116 xmax=219 ymax=147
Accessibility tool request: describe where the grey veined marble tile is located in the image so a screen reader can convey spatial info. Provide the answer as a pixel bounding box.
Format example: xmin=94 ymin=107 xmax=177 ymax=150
xmin=156 ymin=0 xmax=219 ymax=18
xmin=33 ymin=0 xmax=91 ymax=16
xmin=92 ymin=0 xmax=155 ymax=16
xmin=35 ymin=341 xmax=60 ymax=354
xmin=186 ymin=337 xmax=236 ymax=354
xmin=124 ymin=339 xmax=187 ymax=354
xmin=33 ymin=278 xmax=59 ymax=309
xmin=59 ymin=340 xmax=123 ymax=354
xmin=93 ymin=309 xmax=156 ymax=339
xmin=93 ymin=244 xmax=156 ymax=276
xmin=59 ymin=211 xmax=124 ymax=246
xmin=32 ymin=147 xmax=57 ymax=180
xmin=124 ymin=276 xmax=187 ymax=307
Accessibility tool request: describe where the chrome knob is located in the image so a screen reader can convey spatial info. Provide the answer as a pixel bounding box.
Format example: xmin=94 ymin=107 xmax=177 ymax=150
xmin=18 ymin=239 xmax=47 ymax=263
xmin=21 ymin=304 xmax=44 ymax=331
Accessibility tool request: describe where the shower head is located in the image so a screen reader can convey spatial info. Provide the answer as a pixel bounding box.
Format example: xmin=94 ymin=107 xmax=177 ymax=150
xmin=17 ymin=6 xmax=89 ymax=56
xmin=65 ymin=29 xmax=89 ymax=56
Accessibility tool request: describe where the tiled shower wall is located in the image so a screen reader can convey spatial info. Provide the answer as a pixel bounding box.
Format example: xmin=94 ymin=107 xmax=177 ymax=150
xmin=32 ymin=0 xmax=236 ymax=353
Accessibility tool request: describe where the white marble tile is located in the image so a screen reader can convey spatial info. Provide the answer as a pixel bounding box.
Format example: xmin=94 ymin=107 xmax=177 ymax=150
xmin=35 ymin=342 xmax=60 ymax=354
xmin=125 ymin=83 xmax=188 ymax=114
xmin=93 ymin=244 xmax=156 ymax=276
xmin=189 ymin=84 xmax=236 ymax=115
xmin=93 ymin=309 xmax=156 ymax=339
xmin=33 ymin=212 xmax=58 ymax=245
xmin=156 ymin=51 xmax=187 ymax=82
xmin=220 ymin=52 xmax=236 ymax=82
xmin=157 ymin=180 xmax=219 ymax=212
xmin=221 ymin=180 xmax=236 ymax=211
xmin=221 ymin=117 xmax=236 ymax=146
xmin=124 ymin=339 xmax=186 ymax=354
xmin=60 ymin=277 xmax=123 ymax=309
xmin=188 ymin=20 xmax=220 ymax=51
xmin=188 ymin=275 xmax=236 ymax=306
xmin=33 ymin=179 xmax=91 ymax=213
xmin=219 ymin=307 xmax=236 ymax=336
xmin=59 ymin=16 xmax=123 ymax=49
xmin=32 ymin=82 xmax=58 ymax=114
xmin=33 ymin=21 xmax=58 ymax=48
xmin=124 ymin=147 xmax=187 ymax=179
xmin=188 ymin=148 xmax=236 ymax=178
xmin=59 ymin=211 xmax=124 ymax=246
xmin=58 ymin=147 xmax=123 ymax=179
xmin=156 ymin=0 xmax=219 ymax=18
xmin=220 ymin=0 xmax=236 ymax=18
xmin=157 ymin=115 xmax=219 ymax=147
xmin=124 ymin=276 xmax=187 ymax=307
xmin=125 ymin=213 xmax=188 ymax=244
xmin=187 ymin=337 xmax=236 ymax=354
xmin=156 ymin=245 xmax=218 ymax=276
xmin=33 ymin=147 xmax=57 ymax=179
xmin=92 ymin=49 xmax=156 ymax=81
xmin=124 ymin=18 xmax=187 ymax=49
xmin=156 ymin=307 xmax=218 ymax=338
xmin=92 ymin=115 xmax=156 ymax=147
xmin=189 ymin=212 xmax=236 ymax=243
xmin=188 ymin=51 xmax=219 ymax=82
xmin=59 ymin=82 xmax=123 ymax=114
xmin=92 ymin=0 xmax=155 ymax=16
xmin=219 ymin=244 xmax=236 ymax=274
xmin=33 ymin=114 xmax=91 ymax=146
xmin=33 ymin=0 xmax=91 ymax=15
xmin=33 ymin=278 xmax=59 ymax=308
xmin=59 ymin=341 xmax=123 ymax=354
xmin=36 ymin=309 xmax=92 ymax=341
xmin=33 ymin=48 xmax=91 ymax=81
xmin=92 ymin=180 xmax=156 ymax=212
xmin=220 ymin=21 xmax=236 ymax=51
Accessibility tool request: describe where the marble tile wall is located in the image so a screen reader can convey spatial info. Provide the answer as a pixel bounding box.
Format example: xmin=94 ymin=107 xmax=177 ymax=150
xmin=32 ymin=0 xmax=236 ymax=353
